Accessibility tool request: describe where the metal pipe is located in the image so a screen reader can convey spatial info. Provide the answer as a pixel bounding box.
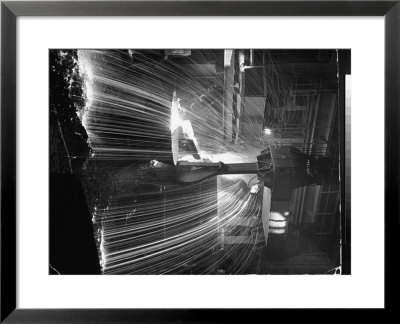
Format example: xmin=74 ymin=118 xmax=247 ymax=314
xmin=308 ymin=93 xmax=321 ymax=156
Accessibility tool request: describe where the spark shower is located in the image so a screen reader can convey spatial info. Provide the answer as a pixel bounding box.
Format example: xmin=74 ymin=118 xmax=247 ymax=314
xmin=49 ymin=49 xmax=347 ymax=275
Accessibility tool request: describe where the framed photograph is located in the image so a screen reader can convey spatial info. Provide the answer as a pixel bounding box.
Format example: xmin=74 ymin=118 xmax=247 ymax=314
xmin=1 ymin=0 xmax=397 ymax=321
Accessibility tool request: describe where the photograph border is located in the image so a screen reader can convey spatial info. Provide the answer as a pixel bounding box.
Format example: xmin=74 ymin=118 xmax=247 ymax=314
xmin=1 ymin=0 xmax=398 ymax=321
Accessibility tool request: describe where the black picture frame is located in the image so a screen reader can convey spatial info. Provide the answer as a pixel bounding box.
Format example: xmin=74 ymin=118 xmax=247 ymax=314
xmin=1 ymin=0 xmax=398 ymax=322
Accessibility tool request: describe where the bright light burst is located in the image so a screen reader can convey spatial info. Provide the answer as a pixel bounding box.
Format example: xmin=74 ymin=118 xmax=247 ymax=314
xmin=77 ymin=50 xmax=265 ymax=274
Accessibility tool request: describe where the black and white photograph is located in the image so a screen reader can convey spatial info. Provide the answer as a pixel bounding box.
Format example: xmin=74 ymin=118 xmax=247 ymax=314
xmin=49 ymin=49 xmax=349 ymax=275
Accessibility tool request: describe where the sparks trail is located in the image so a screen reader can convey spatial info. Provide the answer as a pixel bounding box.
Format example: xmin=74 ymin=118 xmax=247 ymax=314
xmin=61 ymin=49 xmax=341 ymax=275
xmin=73 ymin=50 xmax=267 ymax=274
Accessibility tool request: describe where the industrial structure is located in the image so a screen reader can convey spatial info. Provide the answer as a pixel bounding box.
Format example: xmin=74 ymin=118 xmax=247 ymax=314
xmin=49 ymin=49 xmax=345 ymax=275
xmin=166 ymin=49 xmax=342 ymax=274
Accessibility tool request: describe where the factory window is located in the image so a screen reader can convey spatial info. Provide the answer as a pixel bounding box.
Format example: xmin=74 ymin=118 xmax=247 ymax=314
xmin=291 ymin=78 xmax=318 ymax=95
xmin=283 ymin=110 xmax=305 ymax=128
